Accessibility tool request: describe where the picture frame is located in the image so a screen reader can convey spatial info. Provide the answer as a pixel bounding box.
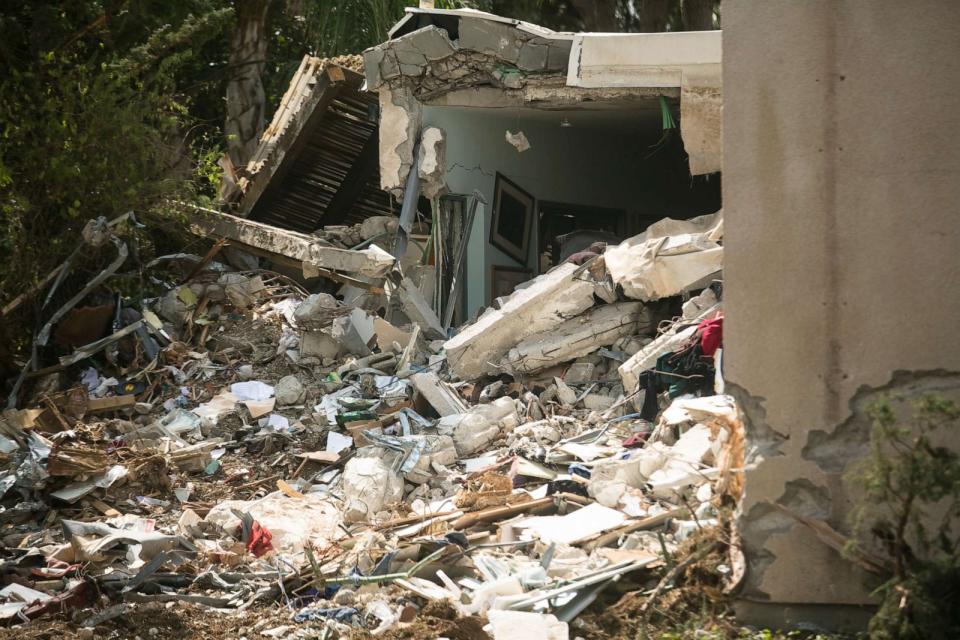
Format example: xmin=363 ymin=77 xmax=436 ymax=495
xmin=490 ymin=264 xmax=532 ymax=301
xmin=490 ymin=173 xmax=534 ymax=264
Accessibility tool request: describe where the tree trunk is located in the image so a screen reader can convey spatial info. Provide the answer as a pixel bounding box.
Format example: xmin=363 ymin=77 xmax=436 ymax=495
xmin=569 ymin=0 xmax=620 ymax=31
xmin=637 ymin=0 xmax=671 ymax=32
xmin=226 ymin=0 xmax=271 ymax=171
xmin=682 ymin=0 xmax=715 ymax=30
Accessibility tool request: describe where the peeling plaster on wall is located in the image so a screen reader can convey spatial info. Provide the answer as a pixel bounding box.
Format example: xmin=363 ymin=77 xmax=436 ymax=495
xmin=737 ymin=479 xmax=835 ymax=601
xmin=725 ymin=382 xmax=787 ymax=461
xmin=736 ymin=371 xmax=960 ymax=604
xmin=803 ymin=370 xmax=960 ymax=474
xmin=418 ymin=126 xmax=447 ymax=199
xmin=378 ymin=86 xmax=422 ymax=195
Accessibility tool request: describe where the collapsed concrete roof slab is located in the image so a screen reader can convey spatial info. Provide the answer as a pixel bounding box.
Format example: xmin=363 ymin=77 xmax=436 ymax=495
xmin=365 ymin=8 xmax=722 ymax=184
xmin=363 ymin=15 xmax=572 ymax=100
xmin=189 ymin=209 xmax=393 ymax=279
xmin=567 ymin=30 xmax=722 ymax=174
xmin=237 ymin=59 xmax=394 ymax=232
xmin=567 ymin=31 xmax=721 ymax=89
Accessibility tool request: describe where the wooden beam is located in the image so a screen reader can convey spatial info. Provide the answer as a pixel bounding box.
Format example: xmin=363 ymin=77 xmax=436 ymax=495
xmin=240 ymin=66 xmax=348 ymax=219
xmin=319 ymin=130 xmax=381 ymax=227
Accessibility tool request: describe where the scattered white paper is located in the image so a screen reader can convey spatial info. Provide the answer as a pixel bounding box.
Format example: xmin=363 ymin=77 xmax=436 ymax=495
xmin=514 ymin=502 xmax=627 ymax=544
xmin=193 ymin=391 xmax=239 ymax=422
xmin=230 ymin=381 xmax=275 ymax=402
xmin=81 ymin=367 xmax=100 ymax=392
xmin=242 ymin=397 xmax=276 ymax=419
xmin=0 ymin=582 xmax=52 ymax=604
xmin=375 ymin=376 xmax=410 ymax=398
xmin=258 ymin=414 xmax=290 ymax=431
xmin=325 ymin=432 xmax=353 ymax=455
xmin=462 ymin=455 xmax=499 ymax=473
xmin=50 ymin=464 xmax=128 ymax=503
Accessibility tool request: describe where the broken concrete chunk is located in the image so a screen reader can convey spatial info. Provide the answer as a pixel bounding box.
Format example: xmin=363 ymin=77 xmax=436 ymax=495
xmin=681 ymin=68 xmax=723 ymax=176
xmin=331 ymin=308 xmax=377 ymax=356
xmin=378 ymin=86 xmax=423 ymax=194
xmin=563 ymin=362 xmax=595 ymax=385
xmin=393 ymin=277 xmax=445 ymax=340
xmin=444 ymin=263 xmax=597 ymax=380
xmin=501 ymin=302 xmax=650 ymax=374
xmin=360 ymin=216 xmax=399 ymax=241
xmin=275 ymin=375 xmax=305 ymax=406
xmin=605 ymin=232 xmax=722 ymax=301
xmin=682 ymin=287 xmax=718 ymax=319
xmin=583 ymin=393 xmax=617 ymax=411
xmin=304 ymin=243 xmax=395 ymax=279
xmin=190 ymin=210 xmax=394 ymax=277
xmin=554 ymin=377 xmax=577 ymax=406
xmin=410 ymin=371 xmax=467 ymax=417
xmin=342 ymin=456 xmax=404 ymax=523
xmin=459 ymin=19 xmax=523 ymax=61
xmin=293 ymin=293 xmax=344 ymax=330
xmin=394 ymin=26 xmax=457 ymax=61
xmin=517 ymin=42 xmax=549 ymax=71
xmin=437 ymin=397 xmax=517 ymax=456
xmin=487 ymin=610 xmax=569 ymax=640
xmin=300 ymin=330 xmax=342 ymax=359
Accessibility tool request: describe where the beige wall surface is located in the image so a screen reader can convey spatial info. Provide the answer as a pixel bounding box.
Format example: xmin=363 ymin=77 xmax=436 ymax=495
xmin=723 ymin=0 xmax=960 ymax=628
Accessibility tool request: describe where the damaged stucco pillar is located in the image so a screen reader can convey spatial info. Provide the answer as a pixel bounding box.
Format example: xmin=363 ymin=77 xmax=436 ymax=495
xmin=378 ymin=85 xmax=422 ymax=196
xmin=681 ymin=68 xmax=722 ymax=176
xmin=418 ymin=126 xmax=447 ymax=199
xmin=724 ymin=1 xmax=960 ymax=631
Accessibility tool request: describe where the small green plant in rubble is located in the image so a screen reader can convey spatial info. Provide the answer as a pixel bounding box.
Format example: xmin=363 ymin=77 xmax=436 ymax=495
xmin=847 ymin=393 xmax=960 ymax=639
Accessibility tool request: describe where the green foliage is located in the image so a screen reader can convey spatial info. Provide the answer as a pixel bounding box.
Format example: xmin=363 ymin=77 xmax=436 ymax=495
xmin=0 ymin=1 xmax=234 ymax=352
xmin=847 ymin=394 xmax=960 ymax=639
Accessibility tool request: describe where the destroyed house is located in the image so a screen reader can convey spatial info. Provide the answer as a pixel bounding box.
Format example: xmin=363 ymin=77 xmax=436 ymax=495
xmin=220 ymin=9 xmax=722 ymax=324
xmin=364 ymin=8 xmax=722 ymax=319
xmin=2 ymin=3 xmax=957 ymax=635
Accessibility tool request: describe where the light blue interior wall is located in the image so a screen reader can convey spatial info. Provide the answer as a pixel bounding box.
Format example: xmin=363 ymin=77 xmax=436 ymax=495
xmin=423 ymin=106 xmax=648 ymax=318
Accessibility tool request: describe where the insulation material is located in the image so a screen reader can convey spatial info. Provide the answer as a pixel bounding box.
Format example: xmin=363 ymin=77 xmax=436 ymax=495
xmin=341 ymin=457 xmax=404 ymax=523
xmin=205 ymin=492 xmax=343 ymax=556
xmin=604 ymin=232 xmax=722 ymax=301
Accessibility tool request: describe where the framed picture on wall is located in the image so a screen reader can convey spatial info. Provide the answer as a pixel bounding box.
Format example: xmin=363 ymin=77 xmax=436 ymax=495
xmin=490 ymin=265 xmax=531 ymax=301
xmin=490 ymin=173 xmax=534 ymax=264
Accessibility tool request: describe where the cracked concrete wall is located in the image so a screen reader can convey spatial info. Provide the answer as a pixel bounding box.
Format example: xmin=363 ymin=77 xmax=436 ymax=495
xmin=364 ymin=23 xmax=571 ymax=99
xmin=724 ymin=0 xmax=960 ymax=630
xmin=378 ymin=85 xmax=422 ymax=194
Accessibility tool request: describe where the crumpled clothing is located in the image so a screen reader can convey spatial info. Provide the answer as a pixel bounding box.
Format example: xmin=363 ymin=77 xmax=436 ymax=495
xmin=697 ymin=315 xmax=723 ymax=357
xmin=247 ymin=520 xmax=273 ymax=557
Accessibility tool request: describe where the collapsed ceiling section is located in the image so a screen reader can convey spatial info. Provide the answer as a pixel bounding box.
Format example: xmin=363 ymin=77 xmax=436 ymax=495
xmin=364 ymin=9 xmax=574 ymax=100
xmin=236 ymin=59 xmax=395 ymax=233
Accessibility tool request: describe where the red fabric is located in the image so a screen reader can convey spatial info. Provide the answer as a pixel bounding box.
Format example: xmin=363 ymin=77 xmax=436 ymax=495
xmin=247 ymin=521 xmax=274 ymax=557
xmin=622 ymin=432 xmax=650 ymax=448
xmin=697 ymin=315 xmax=723 ymax=358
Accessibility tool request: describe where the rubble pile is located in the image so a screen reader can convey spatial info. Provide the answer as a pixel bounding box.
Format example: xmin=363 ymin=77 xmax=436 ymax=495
xmin=0 ymin=209 xmax=739 ymax=638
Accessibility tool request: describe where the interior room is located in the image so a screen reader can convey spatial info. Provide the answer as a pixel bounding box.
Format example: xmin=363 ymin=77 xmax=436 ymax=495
xmin=421 ymin=100 xmax=721 ymax=317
